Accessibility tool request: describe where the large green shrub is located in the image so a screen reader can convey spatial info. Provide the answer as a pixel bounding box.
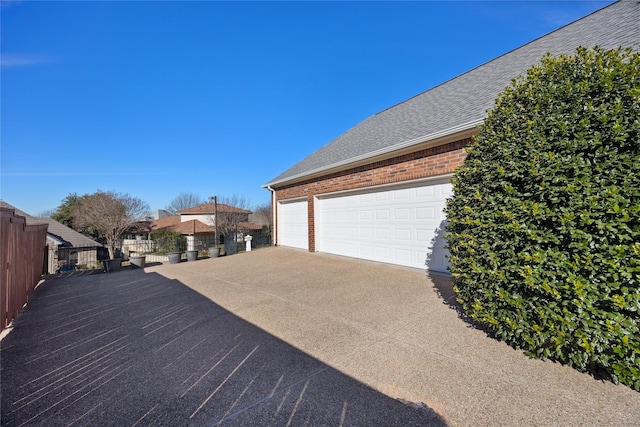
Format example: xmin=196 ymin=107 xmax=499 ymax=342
xmin=445 ymin=46 xmax=640 ymax=390
xmin=150 ymin=229 xmax=186 ymax=254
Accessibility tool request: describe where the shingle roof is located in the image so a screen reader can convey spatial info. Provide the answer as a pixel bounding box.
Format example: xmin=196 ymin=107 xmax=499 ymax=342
xmin=170 ymin=219 xmax=215 ymax=234
xmin=150 ymin=216 xmax=261 ymax=234
xmin=150 ymin=215 xmax=181 ymax=231
xmin=266 ymin=1 xmax=639 ymax=187
xmin=0 ymin=201 xmax=101 ymax=247
xmin=239 ymin=221 xmax=264 ymax=231
xmin=40 ymin=218 xmax=102 ymax=247
xmin=177 ymin=203 xmax=252 ymax=215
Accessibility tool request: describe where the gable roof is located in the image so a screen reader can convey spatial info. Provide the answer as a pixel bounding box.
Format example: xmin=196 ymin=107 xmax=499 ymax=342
xmin=40 ymin=217 xmax=102 ymax=247
xmin=266 ymin=1 xmax=639 ymax=187
xmin=149 ymin=216 xmax=214 ymax=234
xmin=0 ymin=201 xmax=101 ymax=247
xmin=170 ymin=219 xmax=215 ymax=234
xmin=149 ymin=215 xmax=261 ymax=234
xmin=150 ymin=215 xmax=181 ymax=231
xmin=177 ymin=203 xmax=252 ymax=215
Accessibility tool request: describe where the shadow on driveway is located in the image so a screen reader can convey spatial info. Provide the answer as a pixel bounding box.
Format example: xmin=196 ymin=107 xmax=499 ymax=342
xmin=1 ymin=269 xmax=445 ymax=426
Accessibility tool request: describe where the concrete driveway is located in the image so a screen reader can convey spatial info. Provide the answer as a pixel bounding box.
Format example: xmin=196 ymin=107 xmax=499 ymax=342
xmin=2 ymin=247 xmax=639 ymax=426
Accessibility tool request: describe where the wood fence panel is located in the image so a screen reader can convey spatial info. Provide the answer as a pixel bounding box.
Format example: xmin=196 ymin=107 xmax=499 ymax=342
xmin=1 ymin=207 xmax=48 ymax=332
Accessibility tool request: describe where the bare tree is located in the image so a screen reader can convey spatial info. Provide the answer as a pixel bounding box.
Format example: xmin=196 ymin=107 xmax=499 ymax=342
xmin=216 ymin=194 xmax=252 ymax=234
xmin=212 ymin=195 xmax=252 ymax=254
xmin=36 ymin=208 xmax=56 ymax=218
xmin=253 ymin=200 xmax=272 ymax=227
xmin=165 ymin=192 xmax=205 ymax=215
xmin=72 ymin=190 xmax=150 ymax=259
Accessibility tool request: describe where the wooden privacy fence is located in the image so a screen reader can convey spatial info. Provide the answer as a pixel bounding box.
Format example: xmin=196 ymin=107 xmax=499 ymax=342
xmin=1 ymin=207 xmax=48 ymax=332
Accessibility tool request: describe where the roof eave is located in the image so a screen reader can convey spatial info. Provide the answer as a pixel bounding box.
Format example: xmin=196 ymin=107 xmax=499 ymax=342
xmin=264 ymin=119 xmax=483 ymax=189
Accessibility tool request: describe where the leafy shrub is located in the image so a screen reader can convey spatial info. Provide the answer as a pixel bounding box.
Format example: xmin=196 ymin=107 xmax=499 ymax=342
xmin=445 ymin=46 xmax=640 ymax=390
xmin=150 ymin=229 xmax=186 ymax=254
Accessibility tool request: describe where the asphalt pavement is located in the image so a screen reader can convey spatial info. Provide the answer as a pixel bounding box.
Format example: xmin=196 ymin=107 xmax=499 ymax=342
xmin=1 ymin=253 xmax=442 ymax=426
xmin=2 ymin=247 xmax=639 ymax=426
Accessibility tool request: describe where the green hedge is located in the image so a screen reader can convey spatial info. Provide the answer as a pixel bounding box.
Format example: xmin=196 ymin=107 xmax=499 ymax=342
xmin=445 ymin=46 xmax=640 ymax=390
xmin=150 ymin=229 xmax=187 ymax=254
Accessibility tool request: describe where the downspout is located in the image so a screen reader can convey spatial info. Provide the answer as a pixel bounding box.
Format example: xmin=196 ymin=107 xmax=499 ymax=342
xmin=266 ymin=185 xmax=276 ymax=246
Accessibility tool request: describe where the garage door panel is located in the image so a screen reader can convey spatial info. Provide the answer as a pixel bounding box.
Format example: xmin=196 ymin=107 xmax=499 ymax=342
xmin=394 ymin=188 xmax=410 ymax=200
xmin=416 ymin=186 xmax=435 ymax=198
xmin=376 ymin=228 xmax=390 ymax=239
xmin=416 ymin=207 xmax=435 ymax=220
xmin=360 ymin=193 xmax=375 ymax=202
xmin=278 ymin=200 xmax=308 ymax=250
xmin=376 ymin=209 xmax=390 ymax=220
xmin=345 ymin=227 xmax=358 ymax=238
xmin=416 ymin=229 xmax=431 ymax=243
xmin=394 ymin=208 xmax=410 ymax=220
xmin=360 ymin=228 xmax=373 ymax=238
xmin=376 ymin=192 xmax=390 ymax=201
xmin=360 ymin=210 xmax=373 ymax=220
xmin=394 ymin=229 xmax=411 ymax=241
xmin=316 ymin=179 xmax=451 ymax=272
xmin=376 ymin=246 xmax=391 ymax=258
xmin=345 ymin=242 xmax=358 ymax=255
xmin=361 ymin=245 xmax=374 ymax=256
xmin=394 ymin=247 xmax=411 ymax=260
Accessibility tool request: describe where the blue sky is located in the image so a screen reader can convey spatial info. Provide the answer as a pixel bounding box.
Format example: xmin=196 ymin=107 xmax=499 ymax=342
xmin=1 ymin=0 xmax=613 ymax=216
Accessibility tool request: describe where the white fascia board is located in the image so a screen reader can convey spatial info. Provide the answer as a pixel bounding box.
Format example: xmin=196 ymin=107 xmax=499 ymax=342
xmin=264 ymin=119 xmax=483 ymax=189
xmin=46 ymin=235 xmax=66 ymax=246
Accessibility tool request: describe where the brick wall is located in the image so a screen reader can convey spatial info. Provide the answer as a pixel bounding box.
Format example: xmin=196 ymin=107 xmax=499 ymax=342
xmin=273 ymin=138 xmax=471 ymax=250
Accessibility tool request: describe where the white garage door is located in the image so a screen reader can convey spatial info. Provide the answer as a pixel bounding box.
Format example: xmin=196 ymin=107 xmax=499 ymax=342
xmin=278 ymin=199 xmax=309 ymax=250
xmin=315 ymin=179 xmax=451 ymax=272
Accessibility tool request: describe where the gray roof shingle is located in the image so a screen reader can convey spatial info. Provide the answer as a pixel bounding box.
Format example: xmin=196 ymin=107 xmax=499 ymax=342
xmin=40 ymin=218 xmax=102 ymax=247
xmin=0 ymin=201 xmax=102 ymax=247
xmin=266 ymin=0 xmax=639 ymax=186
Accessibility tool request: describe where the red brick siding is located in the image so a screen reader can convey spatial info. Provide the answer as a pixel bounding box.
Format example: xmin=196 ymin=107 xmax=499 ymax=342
xmin=273 ymin=138 xmax=470 ymax=250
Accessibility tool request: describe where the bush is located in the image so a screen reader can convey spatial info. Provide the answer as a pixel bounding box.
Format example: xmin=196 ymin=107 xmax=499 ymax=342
xmin=150 ymin=230 xmax=186 ymax=254
xmin=445 ymin=46 xmax=640 ymax=390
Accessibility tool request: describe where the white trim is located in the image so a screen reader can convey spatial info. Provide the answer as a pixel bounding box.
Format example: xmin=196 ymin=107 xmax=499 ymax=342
xmin=266 ymin=185 xmax=276 ymax=246
xmin=264 ymin=120 xmax=481 ymax=188
xmin=277 ymin=196 xmax=308 ymax=203
xmin=314 ymin=174 xmax=454 ymax=200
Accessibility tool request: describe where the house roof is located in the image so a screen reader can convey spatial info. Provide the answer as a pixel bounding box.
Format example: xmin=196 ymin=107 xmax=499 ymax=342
xmin=136 ymin=210 xmax=172 ymax=221
xmin=151 ymin=206 xmax=262 ymax=234
xmin=0 ymin=201 xmax=101 ymax=247
xmin=40 ymin=218 xmax=102 ymax=247
xmin=248 ymin=212 xmax=270 ymax=227
xmin=150 ymin=215 xmax=181 ymax=231
xmin=151 ymin=217 xmax=261 ymax=234
xmin=239 ymin=221 xmax=263 ymax=231
xmin=177 ymin=203 xmax=252 ymax=215
xmin=170 ymin=219 xmax=215 ymax=234
xmin=150 ymin=216 xmax=214 ymax=234
xmin=265 ymin=1 xmax=639 ymax=188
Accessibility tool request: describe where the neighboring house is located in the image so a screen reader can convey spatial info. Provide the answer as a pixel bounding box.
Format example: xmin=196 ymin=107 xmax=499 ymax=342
xmin=41 ymin=218 xmax=106 ymax=272
xmin=142 ymin=209 xmax=172 ymax=221
xmin=0 ymin=201 xmax=105 ymax=273
xmin=122 ymin=210 xmax=173 ymax=245
xmin=149 ymin=215 xmax=182 ymax=233
xmin=145 ymin=203 xmax=262 ymax=251
xmin=120 ymin=215 xmax=180 ymax=256
xmin=248 ymin=212 xmax=270 ymax=228
xmin=264 ymin=1 xmax=639 ymax=273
